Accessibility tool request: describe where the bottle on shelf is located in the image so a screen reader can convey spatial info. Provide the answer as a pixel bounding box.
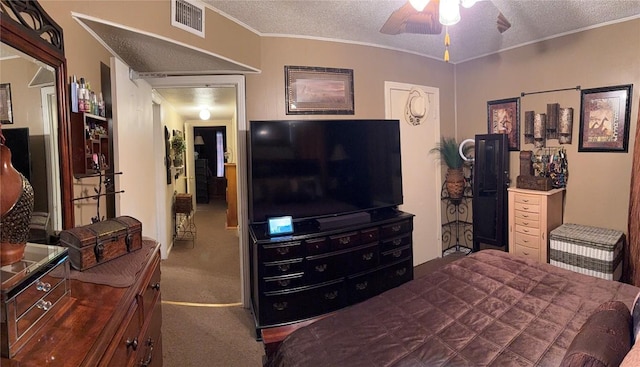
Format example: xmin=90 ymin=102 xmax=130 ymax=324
xmin=70 ymin=75 xmax=78 ymax=113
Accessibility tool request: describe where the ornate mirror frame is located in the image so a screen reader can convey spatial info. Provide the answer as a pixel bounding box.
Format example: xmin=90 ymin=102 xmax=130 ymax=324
xmin=0 ymin=0 xmax=74 ymax=228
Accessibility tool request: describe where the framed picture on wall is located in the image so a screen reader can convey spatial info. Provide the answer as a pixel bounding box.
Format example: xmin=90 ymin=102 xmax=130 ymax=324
xmin=487 ymin=97 xmax=520 ymax=151
xmin=0 ymin=83 xmax=13 ymax=124
xmin=578 ymin=84 xmax=633 ymax=152
xmin=285 ymin=66 xmax=354 ymax=115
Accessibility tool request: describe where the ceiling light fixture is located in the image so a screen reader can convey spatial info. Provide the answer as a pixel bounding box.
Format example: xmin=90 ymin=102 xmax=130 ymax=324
xmin=199 ymin=109 xmax=210 ymax=120
xmin=408 ymin=0 xmax=479 ymax=62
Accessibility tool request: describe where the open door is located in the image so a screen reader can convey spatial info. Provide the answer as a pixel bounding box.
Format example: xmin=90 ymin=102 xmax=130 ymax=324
xmin=472 ymin=134 xmax=509 ymax=251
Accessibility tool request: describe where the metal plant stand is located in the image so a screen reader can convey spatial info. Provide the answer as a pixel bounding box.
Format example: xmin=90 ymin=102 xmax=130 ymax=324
xmin=441 ymin=170 xmax=473 ymax=256
xmin=174 ymin=193 xmax=196 ymax=248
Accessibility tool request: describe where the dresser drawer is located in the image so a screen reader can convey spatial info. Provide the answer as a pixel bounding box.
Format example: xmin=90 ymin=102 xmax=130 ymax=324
xmin=304 ymin=237 xmax=329 ymax=256
xmin=380 ymin=245 xmax=412 ymax=265
xmin=515 ymin=232 xmax=540 ymax=249
xmin=514 ymin=202 xmax=540 ymax=213
xmin=380 ymin=220 xmax=413 ymax=238
xmin=348 ymin=243 xmax=379 ymax=274
xmin=263 ymin=258 xmax=304 ymax=277
xmin=515 ymin=224 xmax=540 ymax=237
xmin=514 ymin=194 xmax=541 ymax=205
xmin=261 ymin=280 xmax=346 ymax=325
xmin=305 ymin=252 xmax=348 ymax=282
xmin=15 ymin=280 xmax=68 ymax=338
xmin=514 ymin=210 xmax=540 ymax=221
xmin=515 ymin=216 xmax=539 ymax=228
xmin=263 ymin=273 xmax=305 ymax=292
xmin=140 ymin=256 xmax=161 ymax=321
xmin=380 ymin=233 xmax=412 ymax=252
xmin=109 ymin=301 xmax=142 ymax=367
xmin=347 ymin=270 xmax=379 ymax=304
xmin=360 ymin=227 xmax=379 ymax=244
xmin=14 ymin=261 xmax=66 ymax=317
xmin=379 ymin=259 xmax=413 ymax=291
xmin=329 ymin=232 xmax=360 ymax=250
xmin=514 ymin=244 xmax=540 ymax=261
xmin=263 ymin=241 xmax=303 ymax=262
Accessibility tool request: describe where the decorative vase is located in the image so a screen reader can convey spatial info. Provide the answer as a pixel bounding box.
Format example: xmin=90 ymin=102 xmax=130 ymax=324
xmin=445 ymin=167 xmax=465 ymax=200
xmin=0 ymin=144 xmax=34 ymax=266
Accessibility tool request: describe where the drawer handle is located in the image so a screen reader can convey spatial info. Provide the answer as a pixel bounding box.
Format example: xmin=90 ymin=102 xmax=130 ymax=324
xmin=324 ymin=291 xmax=338 ymax=300
xmin=522 ymin=199 xmax=529 ymax=203
xmin=362 ymin=252 xmax=374 ymax=261
xmin=391 ymin=224 xmax=401 ymax=232
xmin=393 ymin=238 xmax=402 ymax=246
xmin=522 ymin=214 xmax=529 ymax=218
xmin=315 ymin=264 xmax=327 ymax=273
xmin=339 ymin=237 xmax=351 ymax=245
xmin=523 ymin=239 xmax=529 ymax=243
xmin=125 ymin=337 xmax=139 ymax=351
xmin=277 ymin=279 xmax=291 ymax=287
xmin=522 ymin=206 xmax=529 ymax=210
xmin=395 ymin=268 xmax=407 ymax=276
xmin=277 ymin=264 xmax=290 ymax=272
xmin=36 ymin=299 xmax=52 ymax=311
xmin=276 ymin=247 xmax=290 ymax=255
xmin=356 ymin=281 xmax=368 ymax=290
xmin=36 ymin=281 xmax=51 ymax=292
xmin=273 ymin=301 xmax=288 ymax=311
xmin=522 ymin=229 xmax=529 ymax=233
xmin=140 ymin=337 xmax=154 ymax=367
xmin=392 ymin=250 xmax=402 ymax=258
xmin=522 ymin=251 xmax=530 ymax=256
xmin=522 ymin=221 xmax=529 ymax=226
xmin=151 ymin=283 xmax=161 ymax=291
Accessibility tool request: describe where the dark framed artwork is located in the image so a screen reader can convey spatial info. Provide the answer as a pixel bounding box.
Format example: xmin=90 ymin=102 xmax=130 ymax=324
xmin=0 ymin=83 xmax=13 ymax=124
xmin=487 ymin=97 xmax=520 ymax=151
xmin=578 ymin=84 xmax=633 ymax=152
xmin=285 ymin=66 xmax=354 ymax=115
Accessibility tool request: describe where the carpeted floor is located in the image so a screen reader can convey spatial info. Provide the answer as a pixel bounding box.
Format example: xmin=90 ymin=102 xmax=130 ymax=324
xmin=161 ymin=197 xmax=264 ymax=366
xmin=160 ymin=198 xmax=468 ymax=366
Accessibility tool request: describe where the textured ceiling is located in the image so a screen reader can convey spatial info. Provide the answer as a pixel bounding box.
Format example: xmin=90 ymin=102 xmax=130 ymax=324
xmin=73 ymin=0 xmax=640 ymax=121
xmin=206 ymin=0 xmax=640 ymax=63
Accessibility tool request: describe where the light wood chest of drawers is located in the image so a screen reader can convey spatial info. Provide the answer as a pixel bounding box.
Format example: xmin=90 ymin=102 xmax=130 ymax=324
xmin=508 ymin=188 xmax=564 ymax=263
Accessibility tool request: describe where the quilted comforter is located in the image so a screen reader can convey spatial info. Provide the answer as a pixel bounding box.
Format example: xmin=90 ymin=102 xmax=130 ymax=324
xmin=268 ymin=250 xmax=640 ymax=367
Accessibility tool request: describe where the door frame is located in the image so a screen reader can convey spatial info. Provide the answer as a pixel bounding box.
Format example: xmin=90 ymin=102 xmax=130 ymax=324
xmin=145 ymin=75 xmax=249 ymax=308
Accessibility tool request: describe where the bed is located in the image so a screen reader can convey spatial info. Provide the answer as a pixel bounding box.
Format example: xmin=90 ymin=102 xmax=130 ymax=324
xmin=266 ymin=249 xmax=640 ymax=367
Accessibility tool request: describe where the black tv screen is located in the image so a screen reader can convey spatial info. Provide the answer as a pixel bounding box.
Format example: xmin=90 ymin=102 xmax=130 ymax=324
xmin=248 ymin=119 xmax=403 ymax=223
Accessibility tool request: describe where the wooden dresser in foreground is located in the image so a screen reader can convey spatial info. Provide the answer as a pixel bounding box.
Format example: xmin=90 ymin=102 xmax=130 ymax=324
xmin=1 ymin=240 xmax=162 ymax=367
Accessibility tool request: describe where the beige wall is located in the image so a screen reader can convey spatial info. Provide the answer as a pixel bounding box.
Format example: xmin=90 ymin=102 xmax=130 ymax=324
xmin=37 ymin=1 xmax=639 ymax=245
xmin=456 ymin=18 xmax=640 ymax=234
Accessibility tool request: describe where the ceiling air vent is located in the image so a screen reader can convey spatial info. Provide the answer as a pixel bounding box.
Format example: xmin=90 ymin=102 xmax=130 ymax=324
xmin=171 ymin=0 xmax=205 ymax=38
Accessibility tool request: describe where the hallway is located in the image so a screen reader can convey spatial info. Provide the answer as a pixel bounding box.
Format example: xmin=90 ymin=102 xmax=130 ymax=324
xmin=161 ymin=197 xmax=263 ymax=366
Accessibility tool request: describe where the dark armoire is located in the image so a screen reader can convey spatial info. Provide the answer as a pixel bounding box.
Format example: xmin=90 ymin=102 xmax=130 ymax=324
xmin=472 ymin=134 xmax=510 ymax=252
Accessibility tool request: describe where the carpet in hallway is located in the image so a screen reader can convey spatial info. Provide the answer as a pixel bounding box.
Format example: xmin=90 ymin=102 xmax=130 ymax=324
xmin=161 ymin=198 xmax=264 ymax=366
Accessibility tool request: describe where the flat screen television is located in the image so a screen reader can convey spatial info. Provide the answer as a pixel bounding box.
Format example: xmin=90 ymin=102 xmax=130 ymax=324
xmin=248 ymin=119 xmax=403 ymax=224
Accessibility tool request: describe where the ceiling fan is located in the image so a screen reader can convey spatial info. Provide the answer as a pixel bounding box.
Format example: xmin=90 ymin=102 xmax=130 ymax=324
xmin=380 ymin=0 xmax=511 ymax=36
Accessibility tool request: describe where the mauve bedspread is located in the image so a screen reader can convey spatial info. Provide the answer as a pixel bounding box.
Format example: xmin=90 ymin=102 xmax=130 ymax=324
xmin=267 ymin=250 xmax=640 ymax=367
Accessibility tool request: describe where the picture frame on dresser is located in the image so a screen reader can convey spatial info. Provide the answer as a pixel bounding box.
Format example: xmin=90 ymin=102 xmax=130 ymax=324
xmin=487 ymin=97 xmax=520 ymax=151
xmin=0 ymin=83 xmax=13 ymax=124
xmin=578 ymin=84 xmax=633 ymax=152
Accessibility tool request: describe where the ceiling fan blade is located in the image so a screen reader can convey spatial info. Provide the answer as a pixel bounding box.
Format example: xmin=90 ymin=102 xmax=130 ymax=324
xmin=380 ymin=0 xmax=442 ymax=35
xmin=496 ymin=11 xmax=511 ymax=33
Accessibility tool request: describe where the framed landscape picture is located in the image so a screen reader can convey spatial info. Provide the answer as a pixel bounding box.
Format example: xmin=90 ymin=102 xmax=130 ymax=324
xmin=285 ymin=66 xmax=354 ymax=115
xmin=579 ymin=84 xmax=632 ymax=152
xmin=487 ymin=97 xmax=520 ymax=151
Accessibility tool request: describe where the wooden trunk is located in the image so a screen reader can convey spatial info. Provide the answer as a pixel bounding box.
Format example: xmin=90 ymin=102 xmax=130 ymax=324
xmin=59 ymin=216 xmax=142 ymax=271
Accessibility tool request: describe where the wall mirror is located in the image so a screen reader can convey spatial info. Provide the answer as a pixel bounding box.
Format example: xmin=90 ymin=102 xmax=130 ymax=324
xmin=1 ymin=0 xmax=74 ymax=232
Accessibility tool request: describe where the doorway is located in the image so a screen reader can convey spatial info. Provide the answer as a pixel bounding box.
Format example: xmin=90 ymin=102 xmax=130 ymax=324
xmin=146 ymin=75 xmax=250 ymax=308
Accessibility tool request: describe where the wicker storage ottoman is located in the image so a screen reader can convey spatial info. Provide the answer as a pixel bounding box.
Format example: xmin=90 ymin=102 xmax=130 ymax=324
xmin=549 ymin=223 xmax=624 ymax=281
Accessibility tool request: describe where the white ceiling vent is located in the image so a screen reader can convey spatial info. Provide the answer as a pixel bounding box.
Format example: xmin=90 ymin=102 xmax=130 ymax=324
xmin=171 ymin=0 xmax=205 ymax=38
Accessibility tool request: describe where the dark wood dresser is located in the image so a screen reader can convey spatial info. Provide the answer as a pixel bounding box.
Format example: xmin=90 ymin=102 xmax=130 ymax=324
xmin=1 ymin=240 xmax=162 ymax=367
xmin=249 ymin=210 xmax=414 ymax=339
